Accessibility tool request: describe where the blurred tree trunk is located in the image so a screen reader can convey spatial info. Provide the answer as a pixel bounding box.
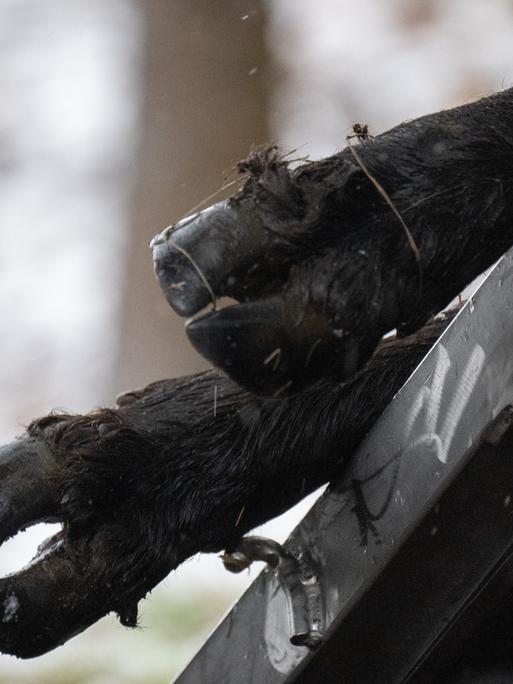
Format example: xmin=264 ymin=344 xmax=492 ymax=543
xmin=115 ymin=0 xmax=271 ymax=393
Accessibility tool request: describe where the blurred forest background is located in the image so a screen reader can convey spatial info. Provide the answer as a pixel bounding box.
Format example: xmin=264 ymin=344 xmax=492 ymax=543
xmin=1 ymin=0 xmax=513 ymax=682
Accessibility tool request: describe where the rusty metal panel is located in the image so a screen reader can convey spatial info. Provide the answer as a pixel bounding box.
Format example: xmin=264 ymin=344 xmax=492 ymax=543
xmin=175 ymin=248 xmax=513 ymax=683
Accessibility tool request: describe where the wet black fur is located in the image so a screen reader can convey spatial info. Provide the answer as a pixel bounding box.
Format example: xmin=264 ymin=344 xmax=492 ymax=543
xmin=234 ymin=88 xmax=513 ymax=335
xmin=189 ymin=88 xmax=513 ymax=393
xmin=28 ymin=313 xmax=451 ymax=625
xmin=6 ymin=89 xmax=513 ymax=662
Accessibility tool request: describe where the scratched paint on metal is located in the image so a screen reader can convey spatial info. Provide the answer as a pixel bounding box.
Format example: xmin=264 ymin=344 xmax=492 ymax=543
xmin=175 ymin=249 xmax=513 ymax=684
xmin=264 ymin=572 xmax=307 ymax=672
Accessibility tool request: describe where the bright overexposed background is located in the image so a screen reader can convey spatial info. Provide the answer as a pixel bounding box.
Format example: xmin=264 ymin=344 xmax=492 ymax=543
xmin=1 ymin=1 xmax=513 ymax=682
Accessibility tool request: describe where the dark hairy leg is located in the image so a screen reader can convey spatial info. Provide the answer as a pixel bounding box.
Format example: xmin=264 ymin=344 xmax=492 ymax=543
xmin=0 ymin=314 xmax=449 ymax=657
xmin=2 ymin=88 xmax=512 ymax=662
xmin=152 ymin=88 xmax=513 ymax=396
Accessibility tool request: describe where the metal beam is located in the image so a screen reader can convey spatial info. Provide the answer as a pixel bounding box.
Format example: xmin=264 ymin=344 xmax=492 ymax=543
xmin=175 ymin=248 xmax=513 ymax=683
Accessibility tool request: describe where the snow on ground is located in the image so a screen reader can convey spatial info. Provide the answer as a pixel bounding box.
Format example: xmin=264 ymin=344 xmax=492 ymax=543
xmin=1 ymin=0 xmax=513 ymax=680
